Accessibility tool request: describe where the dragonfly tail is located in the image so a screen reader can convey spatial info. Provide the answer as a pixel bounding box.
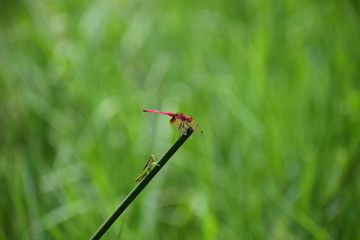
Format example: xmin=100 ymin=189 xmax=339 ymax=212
xmin=142 ymin=109 xmax=175 ymax=117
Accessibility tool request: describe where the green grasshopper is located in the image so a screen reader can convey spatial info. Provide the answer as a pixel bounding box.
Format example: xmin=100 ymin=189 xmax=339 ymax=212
xmin=135 ymin=154 xmax=160 ymax=182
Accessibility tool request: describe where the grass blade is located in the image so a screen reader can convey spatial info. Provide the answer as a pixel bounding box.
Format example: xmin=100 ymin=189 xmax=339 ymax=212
xmin=90 ymin=127 xmax=195 ymax=239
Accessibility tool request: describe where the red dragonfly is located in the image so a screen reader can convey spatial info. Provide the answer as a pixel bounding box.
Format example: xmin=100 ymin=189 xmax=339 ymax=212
xmin=143 ymin=109 xmax=203 ymax=134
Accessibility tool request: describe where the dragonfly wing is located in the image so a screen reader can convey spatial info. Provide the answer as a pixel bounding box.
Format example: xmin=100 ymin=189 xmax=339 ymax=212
xmin=170 ymin=117 xmax=185 ymax=133
xmin=188 ymin=120 xmax=203 ymax=134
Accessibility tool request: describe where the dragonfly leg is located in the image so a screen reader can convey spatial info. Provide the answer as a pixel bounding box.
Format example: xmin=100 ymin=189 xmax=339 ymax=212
xmin=177 ymin=124 xmax=183 ymax=135
xmin=178 ymin=122 xmax=188 ymax=135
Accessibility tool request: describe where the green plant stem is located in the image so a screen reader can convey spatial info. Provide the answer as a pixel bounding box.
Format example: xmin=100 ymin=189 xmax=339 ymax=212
xmin=90 ymin=127 xmax=195 ymax=240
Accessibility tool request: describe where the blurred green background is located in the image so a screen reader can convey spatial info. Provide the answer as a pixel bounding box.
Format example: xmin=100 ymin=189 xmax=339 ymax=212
xmin=1 ymin=0 xmax=360 ymax=239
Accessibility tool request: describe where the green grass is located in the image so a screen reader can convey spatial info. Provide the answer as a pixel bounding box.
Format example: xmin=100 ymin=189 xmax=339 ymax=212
xmin=1 ymin=0 xmax=360 ymax=239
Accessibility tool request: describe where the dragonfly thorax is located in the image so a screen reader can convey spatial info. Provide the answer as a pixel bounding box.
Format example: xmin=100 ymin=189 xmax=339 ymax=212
xmin=175 ymin=113 xmax=193 ymax=123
